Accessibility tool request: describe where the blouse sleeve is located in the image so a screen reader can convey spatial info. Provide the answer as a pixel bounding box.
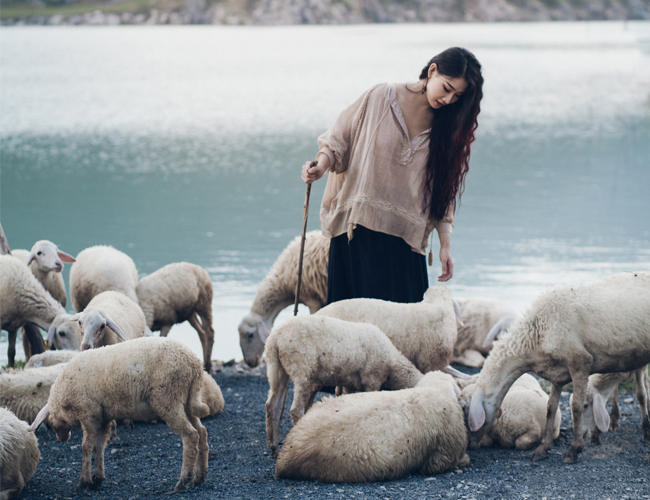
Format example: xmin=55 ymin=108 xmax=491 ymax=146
xmin=435 ymin=201 xmax=456 ymax=234
xmin=317 ymin=85 xmax=381 ymax=174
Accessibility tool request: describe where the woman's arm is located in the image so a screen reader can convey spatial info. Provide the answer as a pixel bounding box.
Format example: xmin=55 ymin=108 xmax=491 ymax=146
xmin=301 ymin=150 xmax=331 ymax=184
xmin=437 ymin=231 xmax=453 ymax=282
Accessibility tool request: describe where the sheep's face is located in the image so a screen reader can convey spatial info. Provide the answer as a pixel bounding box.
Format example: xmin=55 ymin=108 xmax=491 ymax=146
xmin=52 ymin=320 xmax=81 ymax=351
xmin=29 ymin=240 xmax=74 ymax=273
xmin=49 ymin=413 xmax=74 ymax=442
xmin=571 ymin=391 xmax=609 ymax=442
xmin=238 ymin=314 xmax=267 ymax=368
xmin=79 ymin=311 xmax=107 ymax=350
xmin=462 ymin=387 xmax=499 ymax=449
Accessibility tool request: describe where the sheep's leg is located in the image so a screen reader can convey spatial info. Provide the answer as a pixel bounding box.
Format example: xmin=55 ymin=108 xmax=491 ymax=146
xmin=265 ymin=366 xmax=289 ymax=458
xmin=590 ymin=426 xmax=603 ymax=446
xmin=289 ymin=382 xmax=313 ymax=425
xmin=609 ymin=385 xmax=621 ymax=431
xmin=21 ymin=326 xmax=32 ymax=361
xmin=6 ymin=329 xmax=17 ymax=368
xmin=305 ymin=389 xmax=318 ymax=412
xmin=160 ymin=325 xmax=172 ymax=337
xmin=108 ymin=420 xmax=118 ymax=442
xmin=189 ymin=415 xmax=209 ymax=486
xmin=197 ymin=306 xmax=215 ymax=373
xmin=189 ymin=312 xmax=212 ymax=373
xmin=635 ymin=368 xmax=650 ymax=444
xmin=76 ymin=422 xmax=101 ymax=494
xmin=532 ymin=382 xmax=563 ymax=462
xmin=90 ymin=422 xmax=112 ymax=490
xmin=564 ymin=372 xmax=589 ymax=464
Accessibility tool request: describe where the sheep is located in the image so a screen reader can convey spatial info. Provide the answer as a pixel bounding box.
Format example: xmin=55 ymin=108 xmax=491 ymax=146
xmin=265 ymin=315 xmax=423 ymax=458
xmin=0 ymin=407 xmax=41 ymax=500
xmin=239 ymin=230 xmax=329 ymax=367
xmin=0 ymin=255 xmax=66 ymax=367
xmin=0 ymin=364 xmax=66 ymax=424
xmin=575 ymin=366 xmax=650 ymax=445
xmin=30 ymin=337 xmax=210 ymax=494
xmin=459 ymin=374 xmax=561 ymax=450
xmin=201 ymin=372 xmax=225 ymax=417
xmin=69 ymin=245 xmax=139 ymax=313
xmin=275 ymin=371 xmax=469 ymax=482
xmin=463 ymin=271 xmax=650 ymax=464
xmin=48 ymin=290 xmax=146 ymax=351
xmin=24 ymin=350 xmax=78 ymax=369
xmin=452 ymin=297 xmax=517 ymax=368
xmin=136 ymin=262 xmax=215 ymax=372
xmin=315 ymin=285 xmax=460 ymax=374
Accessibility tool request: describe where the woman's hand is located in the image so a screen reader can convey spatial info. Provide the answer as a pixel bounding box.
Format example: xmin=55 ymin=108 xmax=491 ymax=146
xmin=301 ymin=154 xmax=329 ymax=184
xmin=437 ymin=232 xmax=454 ymax=282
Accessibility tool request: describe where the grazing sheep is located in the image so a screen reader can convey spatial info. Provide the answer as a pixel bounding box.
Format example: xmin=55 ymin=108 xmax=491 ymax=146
xmin=265 ymin=315 xmax=423 ymax=458
xmin=0 ymin=255 xmax=66 ymax=367
xmin=69 ymin=245 xmax=139 ymax=313
xmin=24 ymin=350 xmax=78 ymax=369
xmin=201 ymin=372 xmax=225 ymax=417
xmin=0 ymin=407 xmax=41 ymax=500
xmin=575 ymin=366 xmax=650 ymax=445
xmin=464 ymin=271 xmax=650 ymax=464
xmin=315 ymin=285 xmax=460 ymax=374
xmin=239 ymin=230 xmax=329 ymax=367
xmin=452 ymin=297 xmax=517 ymax=368
xmin=275 ymin=371 xmax=469 ymax=482
xmin=30 ymin=337 xmax=210 ymax=494
xmin=460 ymin=374 xmax=561 ymax=450
xmin=0 ymin=364 xmax=66 ymax=424
xmin=136 ymin=262 xmax=215 ymax=372
xmin=48 ymin=291 xmax=146 ymax=351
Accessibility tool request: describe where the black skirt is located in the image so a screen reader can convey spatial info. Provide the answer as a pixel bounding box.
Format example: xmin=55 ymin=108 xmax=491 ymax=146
xmin=327 ymin=225 xmax=429 ymax=304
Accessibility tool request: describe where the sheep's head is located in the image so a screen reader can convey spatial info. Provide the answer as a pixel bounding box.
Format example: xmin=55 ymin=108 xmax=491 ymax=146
xmin=79 ymin=311 xmax=129 ymax=350
xmin=460 ymin=385 xmax=501 ymax=449
xmin=26 ymin=240 xmax=75 ymax=273
xmin=570 ymin=391 xmax=609 ymax=444
xmin=238 ymin=313 xmax=270 ymax=368
xmin=53 ymin=319 xmax=82 ymax=351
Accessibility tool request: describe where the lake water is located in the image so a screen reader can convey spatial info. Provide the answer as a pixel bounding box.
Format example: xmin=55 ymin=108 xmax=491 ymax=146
xmin=1 ymin=22 xmax=649 ymax=365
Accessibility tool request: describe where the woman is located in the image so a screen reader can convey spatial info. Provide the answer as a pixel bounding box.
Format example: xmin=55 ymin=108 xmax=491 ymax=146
xmin=302 ymin=47 xmax=483 ymax=304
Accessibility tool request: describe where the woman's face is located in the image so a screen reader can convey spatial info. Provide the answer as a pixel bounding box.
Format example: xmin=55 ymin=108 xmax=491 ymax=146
xmin=425 ymin=64 xmax=468 ymax=109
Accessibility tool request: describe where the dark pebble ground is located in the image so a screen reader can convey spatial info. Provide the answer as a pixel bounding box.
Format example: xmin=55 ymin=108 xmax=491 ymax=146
xmin=23 ymin=367 xmax=650 ymax=500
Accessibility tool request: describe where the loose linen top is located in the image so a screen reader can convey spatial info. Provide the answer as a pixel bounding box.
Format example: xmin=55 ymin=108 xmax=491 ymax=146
xmin=317 ymin=83 xmax=455 ymax=255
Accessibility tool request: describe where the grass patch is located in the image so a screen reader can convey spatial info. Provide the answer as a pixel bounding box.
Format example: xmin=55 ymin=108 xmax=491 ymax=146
xmin=1 ymin=359 xmax=26 ymax=370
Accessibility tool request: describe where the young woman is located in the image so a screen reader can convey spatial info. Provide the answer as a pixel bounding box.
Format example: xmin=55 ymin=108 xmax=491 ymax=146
xmin=302 ymin=47 xmax=484 ymax=304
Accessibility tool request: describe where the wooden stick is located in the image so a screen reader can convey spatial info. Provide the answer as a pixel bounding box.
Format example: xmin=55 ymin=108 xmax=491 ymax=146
xmin=293 ymin=161 xmax=316 ymax=316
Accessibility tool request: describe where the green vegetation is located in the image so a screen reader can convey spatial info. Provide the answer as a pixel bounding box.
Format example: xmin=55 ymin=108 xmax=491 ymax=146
xmin=1 ymin=359 xmax=26 ymax=370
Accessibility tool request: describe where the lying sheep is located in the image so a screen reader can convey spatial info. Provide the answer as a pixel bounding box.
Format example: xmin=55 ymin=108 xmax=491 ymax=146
xmin=275 ymin=371 xmax=469 ymax=482
xmin=460 ymin=374 xmax=561 ymax=450
xmin=464 ymin=271 xmax=650 ymax=464
xmin=576 ymin=366 xmax=650 ymax=445
xmin=0 ymin=255 xmax=66 ymax=367
xmin=265 ymin=315 xmax=423 ymax=458
xmin=69 ymin=245 xmax=139 ymax=312
xmin=201 ymin=372 xmax=225 ymax=417
xmin=0 ymin=364 xmax=66 ymax=423
xmin=30 ymin=337 xmax=210 ymax=494
xmin=136 ymin=262 xmax=215 ymax=372
xmin=25 ymin=350 xmax=78 ymax=369
xmin=0 ymin=407 xmax=41 ymax=500
xmin=452 ymin=297 xmax=517 ymax=368
xmin=49 ymin=291 xmax=146 ymax=351
xmin=315 ymin=285 xmax=460 ymax=374
xmin=239 ymin=230 xmax=329 ymax=367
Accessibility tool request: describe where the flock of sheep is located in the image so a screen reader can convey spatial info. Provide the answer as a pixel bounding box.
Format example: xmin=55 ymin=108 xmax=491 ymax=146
xmin=1 ymin=231 xmax=649 ymax=498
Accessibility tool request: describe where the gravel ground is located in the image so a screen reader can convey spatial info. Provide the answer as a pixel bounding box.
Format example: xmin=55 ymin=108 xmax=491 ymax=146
xmin=23 ymin=365 xmax=650 ymax=500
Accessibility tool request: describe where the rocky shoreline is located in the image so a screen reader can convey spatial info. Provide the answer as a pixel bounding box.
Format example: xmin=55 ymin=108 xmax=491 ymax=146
xmin=2 ymin=0 xmax=649 ymax=26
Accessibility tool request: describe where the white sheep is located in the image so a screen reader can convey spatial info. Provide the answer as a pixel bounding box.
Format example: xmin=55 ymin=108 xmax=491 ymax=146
xmin=275 ymin=371 xmax=469 ymax=482
xmin=464 ymin=271 xmax=650 ymax=464
xmin=315 ymin=285 xmax=460 ymax=374
xmin=30 ymin=337 xmax=210 ymax=494
xmin=69 ymin=245 xmax=139 ymax=312
xmin=0 ymin=255 xmax=66 ymax=367
xmin=0 ymin=364 xmax=66 ymax=424
xmin=136 ymin=262 xmax=215 ymax=372
xmin=12 ymin=240 xmax=76 ymax=308
xmin=265 ymin=315 xmax=423 ymax=458
xmin=201 ymin=372 xmax=225 ymax=417
xmin=239 ymin=230 xmax=329 ymax=367
xmin=575 ymin=366 xmax=649 ymax=445
xmin=0 ymin=407 xmax=41 ymax=500
xmin=460 ymin=374 xmax=561 ymax=450
xmin=24 ymin=350 xmax=79 ymax=369
xmin=452 ymin=297 xmax=517 ymax=368
xmin=48 ymin=290 xmax=147 ymax=351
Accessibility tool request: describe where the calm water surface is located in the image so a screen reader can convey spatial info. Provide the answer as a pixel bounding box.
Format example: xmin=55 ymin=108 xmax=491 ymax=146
xmin=1 ymin=22 xmax=649 ymax=363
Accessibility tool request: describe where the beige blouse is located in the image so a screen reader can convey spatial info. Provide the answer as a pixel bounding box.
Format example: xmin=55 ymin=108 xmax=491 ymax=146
xmin=317 ymin=83 xmax=455 ymax=255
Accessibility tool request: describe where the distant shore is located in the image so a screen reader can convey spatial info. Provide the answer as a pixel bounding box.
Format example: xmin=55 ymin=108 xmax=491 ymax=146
xmin=1 ymin=0 xmax=649 ymax=26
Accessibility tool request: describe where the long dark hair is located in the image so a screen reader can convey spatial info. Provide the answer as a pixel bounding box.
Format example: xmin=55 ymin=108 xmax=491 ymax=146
xmin=419 ymin=47 xmax=483 ymax=221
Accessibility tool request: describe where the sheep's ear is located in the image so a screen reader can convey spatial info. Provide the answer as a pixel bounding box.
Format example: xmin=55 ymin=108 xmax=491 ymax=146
xmin=105 ymin=316 xmax=130 ymax=342
xmin=48 ymin=323 xmax=58 ymax=347
xmin=443 ymin=365 xmax=471 ymax=379
xmin=30 ymin=405 xmax=50 ymax=432
xmin=25 ymin=251 xmax=36 ymax=266
xmin=593 ymin=393 xmax=610 ymax=433
xmin=451 ymin=298 xmax=464 ymax=327
xmin=468 ymin=391 xmax=486 ymax=432
xmin=258 ymin=321 xmax=271 ymax=344
xmin=57 ymin=250 xmax=76 ymax=263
